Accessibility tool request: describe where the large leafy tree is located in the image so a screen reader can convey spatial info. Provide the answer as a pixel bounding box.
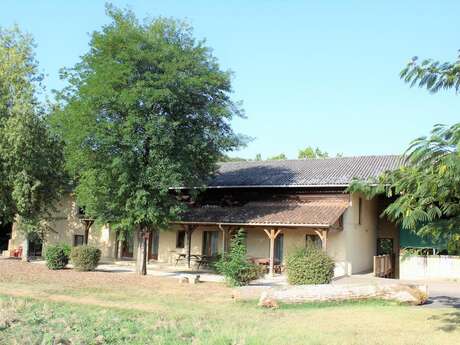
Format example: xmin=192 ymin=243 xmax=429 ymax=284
xmin=349 ymin=52 xmax=460 ymax=243
xmin=51 ymin=6 xmax=243 ymax=274
xmin=0 ymin=26 xmax=65 ymax=258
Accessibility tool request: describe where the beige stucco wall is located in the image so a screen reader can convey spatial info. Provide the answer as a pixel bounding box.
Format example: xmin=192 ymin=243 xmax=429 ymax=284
xmin=8 ymin=194 xmax=117 ymax=261
xmin=158 ymin=193 xmax=378 ymax=277
xmin=8 ymin=192 xmax=382 ymax=278
xmin=319 ymin=193 xmax=378 ymax=276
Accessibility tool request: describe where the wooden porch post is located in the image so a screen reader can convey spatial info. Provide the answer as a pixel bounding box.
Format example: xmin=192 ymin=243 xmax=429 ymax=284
xmin=185 ymin=225 xmax=197 ymax=269
xmin=314 ymin=229 xmax=328 ymax=252
xmin=264 ymin=228 xmax=281 ymax=277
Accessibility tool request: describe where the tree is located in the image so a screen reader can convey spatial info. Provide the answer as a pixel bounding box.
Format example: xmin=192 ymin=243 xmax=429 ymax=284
xmin=349 ymin=51 xmax=460 ymax=242
xmin=298 ymin=146 xmax=329 ymax=159
xmin=51 ymin=5 xmax=243 ymax=275
xmin=267 ymin=153 xmax=287 ymax=160
xmin=0 ymin=26 xmax=65 ymax=260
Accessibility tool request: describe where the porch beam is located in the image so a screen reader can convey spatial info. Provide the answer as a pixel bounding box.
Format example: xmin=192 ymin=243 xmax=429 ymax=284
xmin=263 ymin=228 xmax=281 ymax=277
xmin=184 ymin=225 xmax=198 ymax=269
xmin=314 ymin=229 xmax=328 ymax=252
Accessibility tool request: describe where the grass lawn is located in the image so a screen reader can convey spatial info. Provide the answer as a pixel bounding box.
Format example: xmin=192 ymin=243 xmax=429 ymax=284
xmin=1 ymin=260 xmax=459 ymax=345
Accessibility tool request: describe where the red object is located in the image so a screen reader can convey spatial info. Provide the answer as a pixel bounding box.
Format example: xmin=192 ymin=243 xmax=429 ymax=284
xmin=10 ymin=246 xmax=23 ymax=258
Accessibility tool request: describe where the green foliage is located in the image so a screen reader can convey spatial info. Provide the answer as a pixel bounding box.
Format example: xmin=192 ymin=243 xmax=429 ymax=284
xmin=350 ymin=123 xmax=460 ymax=239
xmin=400 ymin=54 xmax=460 ymax=93
xmin=0 ymin=26 xmax=64 ymax=235
xmin=349 ymin=51 xmax=460 ymax=240
xmin=215 ymin=229 xmax=263 ymax=286
xmin=50 ymin=5 xmax=243 ymax=239
xmin=447 ymin=235 xmax=460 ymax=255
xmin=267 ymin=153 xmax=287 ymax=160
xmin=70 ymin=245 xmax=101 ymax=271
xmin=44 ymin=244 xmax=71 ymax=270
xmin=286 ymin=246 xmax=335 ymax=285
xmin=219 ymin=155 xmax=248 ymax=162
xmin=298 ymin=146 xmax=329 ymax=159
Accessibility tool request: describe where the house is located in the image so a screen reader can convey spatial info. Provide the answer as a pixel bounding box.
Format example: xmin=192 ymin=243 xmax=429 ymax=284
xmin=4 ymin=155 xmax=404 ymax=278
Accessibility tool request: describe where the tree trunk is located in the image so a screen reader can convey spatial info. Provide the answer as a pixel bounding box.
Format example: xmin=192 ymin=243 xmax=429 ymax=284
xmin=22 ymin=238 xmax=29 ymax=262
xmin=136 ymin=227 xmax=148 ymax=275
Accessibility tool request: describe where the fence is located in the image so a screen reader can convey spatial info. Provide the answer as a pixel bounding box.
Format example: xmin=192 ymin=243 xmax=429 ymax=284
xmin=399 ymin=255 xmax=460 ymax=280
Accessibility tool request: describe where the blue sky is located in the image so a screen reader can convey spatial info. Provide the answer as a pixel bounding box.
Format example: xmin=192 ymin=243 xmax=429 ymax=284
xmin=1 ymin=1 xmax=459 ymax=159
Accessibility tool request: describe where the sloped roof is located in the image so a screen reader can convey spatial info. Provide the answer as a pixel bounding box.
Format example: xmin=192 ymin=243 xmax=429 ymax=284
xmin=209 ymin=155 xmax=403 ymax=187
xmin=179 ymin=195 xmax=350 ymax=227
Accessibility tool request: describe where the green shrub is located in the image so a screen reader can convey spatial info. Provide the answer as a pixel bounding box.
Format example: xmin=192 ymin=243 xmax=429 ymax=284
xmin=215 ymin=229 xmax=263 ymax=286
xmin=70 ymin=246 xmax=101 ymax=271
xmin=286 ymin=246 xmax=335 ymax=285
xmin=44 ymin=244 xmax=71 ymax=270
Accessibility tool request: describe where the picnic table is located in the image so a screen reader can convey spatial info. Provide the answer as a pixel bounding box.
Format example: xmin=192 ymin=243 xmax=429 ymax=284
xmin=250 ymin=257 xmax=283 ymax=274
xmin=175 ymin=253 xmax=218 ymax=269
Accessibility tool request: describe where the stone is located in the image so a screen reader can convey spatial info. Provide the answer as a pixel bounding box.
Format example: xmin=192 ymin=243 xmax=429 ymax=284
xmin=235 ymin=283 xmax=428 ymax=305
xmin=179 ymin=276 xmax=189 ymax=284
xmin=189 ymin=275 xmax=200 ymax=284
xmin=258 ymin=291 xmax=279 ymax=308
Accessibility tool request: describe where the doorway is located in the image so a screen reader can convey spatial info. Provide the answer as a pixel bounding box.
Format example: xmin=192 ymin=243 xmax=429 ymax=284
xmin=0 ymin=222 xmax=12 ymax=252
xmin=202 ymin=231 xmax=219 ymax=256
xmin=149 ymin=230 xmax=159 ymax=260
xmin=121 ymin=232 xmax=134 ymax=258
xmin=274 ymin=233 xmax=284 ymax=264
xmin=28 ymin=233 xmax=43 ymax=257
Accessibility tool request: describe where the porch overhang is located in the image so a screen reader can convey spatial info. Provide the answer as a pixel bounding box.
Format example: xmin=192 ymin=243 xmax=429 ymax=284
xmin=174 ymin=194 xmax=350 ymax=230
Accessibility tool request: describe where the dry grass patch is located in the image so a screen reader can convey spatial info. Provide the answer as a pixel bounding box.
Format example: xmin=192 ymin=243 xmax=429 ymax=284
xmin=1 ymin=259 xmax=460 ymax=345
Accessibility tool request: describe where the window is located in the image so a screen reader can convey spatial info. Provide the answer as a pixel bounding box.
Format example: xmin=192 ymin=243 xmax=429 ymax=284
xmin=74 ymin=235 xmax=84 ymax=246
xmin=202 ymin=231 xmax=219 ymax=256
xmin=176 ymin=230 xmax=185 ymax=248
xmin=306 ymin=234 xmax=322 ymax=249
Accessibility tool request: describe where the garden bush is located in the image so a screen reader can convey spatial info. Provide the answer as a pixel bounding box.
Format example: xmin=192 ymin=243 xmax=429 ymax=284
xmin=70 ymin=245 xmax=101 ymax=271
xmin=215 ymin=229 xmax=263 ymax=286
xmin=44 ymin=244 xmax=71 ymax=270
xmin=286 ymin=246 xmax=335 ymax=285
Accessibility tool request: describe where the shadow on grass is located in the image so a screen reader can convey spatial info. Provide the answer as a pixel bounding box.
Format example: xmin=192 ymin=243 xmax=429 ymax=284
xmin=424 ymin=296 xmax=460 ymax=309
xmin=429 ymin=311 xmax=460 ymax=332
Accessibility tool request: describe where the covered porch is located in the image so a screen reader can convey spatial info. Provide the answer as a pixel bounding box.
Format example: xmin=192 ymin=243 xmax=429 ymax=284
xmin=171 ymin=194 xmax=350 ymax=277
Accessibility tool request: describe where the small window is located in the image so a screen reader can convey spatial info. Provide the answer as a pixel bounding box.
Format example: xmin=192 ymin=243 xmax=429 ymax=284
xmin=74 ymin=235 xmax=84 ymax=246
xmin=176 ymin=230 xmax=185 ymax=248
xmin=358 ymin=198 xmax=362 ymax=225
xmin=306 ymin=235 xmax=322 ymax=249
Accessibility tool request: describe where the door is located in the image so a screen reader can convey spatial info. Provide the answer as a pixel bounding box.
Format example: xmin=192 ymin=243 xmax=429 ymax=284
xmin=28 ymin=234 xmax=43 ymax=257
xmin=121 ymin=232 xmax=134 ymax=258
xmin=149 ymin=230 xmax=159 ymax=260
xmin=0 ymin=222 xmax=12 ymax=252
xmin=274 ymin=234 xmax=283 ymax=264
xmin=202 ymin=231 xmax=219 ymax=256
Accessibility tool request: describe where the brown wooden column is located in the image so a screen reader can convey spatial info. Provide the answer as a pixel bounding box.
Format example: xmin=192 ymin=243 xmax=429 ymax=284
xmin=185 ymin=225 xmax=198 ymax=269
xmin=264 ymin=228 xmax=281 ymax=277
xmin=314 ymin=229 xmax=328 ymax=252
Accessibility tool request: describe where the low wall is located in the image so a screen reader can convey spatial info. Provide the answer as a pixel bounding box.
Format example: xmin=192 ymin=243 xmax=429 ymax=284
xmin=400 ymin=255 xmax=460 ymax=279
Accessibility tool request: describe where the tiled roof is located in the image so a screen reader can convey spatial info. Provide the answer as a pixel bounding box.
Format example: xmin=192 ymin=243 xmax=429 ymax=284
xmin=179 ymin=195 xmax=350 ymax=227
xmin=209 ymin=155 xmax=403 ymax=187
